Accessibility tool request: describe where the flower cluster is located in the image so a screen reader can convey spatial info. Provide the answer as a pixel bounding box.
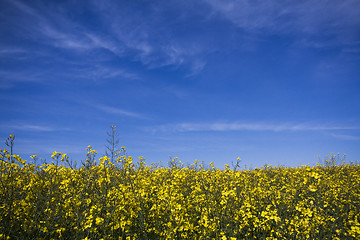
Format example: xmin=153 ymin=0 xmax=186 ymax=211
xmin=0 ymin=137 xmax=359 ymax=239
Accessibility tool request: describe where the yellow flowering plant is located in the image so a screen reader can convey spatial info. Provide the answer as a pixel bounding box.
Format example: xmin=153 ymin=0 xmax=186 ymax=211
xmin=0 ymin=134 xmax=359 ymax=239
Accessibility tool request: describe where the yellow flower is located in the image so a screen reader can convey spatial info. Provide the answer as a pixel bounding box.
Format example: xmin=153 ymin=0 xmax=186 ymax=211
xmin=95 ymin=217 xmax=104 ymax=225
xmin=308 ymin=185 xmax=317 ymax=192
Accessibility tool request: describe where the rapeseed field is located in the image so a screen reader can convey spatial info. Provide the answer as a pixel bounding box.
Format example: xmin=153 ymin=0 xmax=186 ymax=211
xmin=1 ymin=134 xmax=360 ymax=239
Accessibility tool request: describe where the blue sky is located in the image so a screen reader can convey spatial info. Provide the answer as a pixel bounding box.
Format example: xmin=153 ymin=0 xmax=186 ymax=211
xmin=1 ymin=0 xmax=360 ymax=168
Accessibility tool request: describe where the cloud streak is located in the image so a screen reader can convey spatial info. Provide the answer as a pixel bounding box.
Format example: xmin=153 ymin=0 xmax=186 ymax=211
xmin=69 ymin=65 xmax=141 ymax=82
xmin=4 ymin=124 xmax=70 ymax=132
xmin=3 ymin=0 xmax=359 ymax=80
xmin=0 ymin=70 xmax=50 ymax=86
xmin=203 ymin=0 xmax=360 ymax=46
xmin=3 ymin=0 xmax=210 ymax=75
xmin=84 ymin=0 xmax=211 ymax=72
xmin=329 ymin=133 xmax=360 ymax=141
xmin=153 ymin=122 xmax=360 ymax=133
xmin=95 ymin=104 xmax=144 ymax=119
xmin=4 ymin=0 xmax=123 ymax=56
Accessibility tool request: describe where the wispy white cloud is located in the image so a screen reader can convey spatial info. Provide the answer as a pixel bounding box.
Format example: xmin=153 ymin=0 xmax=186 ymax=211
xmin=73 ymin=65 xmax=141 ymax=82
xmin=329 ymin=133 xmax=360 ymax=141
xmin=203 ymin=0 xmax=360 ymax=46
xmin=95 ymin=104 xmax=144 ymax=118
xmin=1 ymin=56 xmax=139 ymax=88
xmin=203 ymin=0 xmax=279 ymax=31
xmin=89 ymin=0 xmax=210 ymax=73
xmin=5 ymin=0 xmax=124 ymax=56
xmin=13 ymin=125 xmax=54 ymax=131
xmin=5 ymin=0 xmax=86 ymax=50
xmin=0 ymin=70 xmax=48 ymax=85
xmin=85 ymin=33 xmax=125 ymax=56
xmin=0 ymin=48 xmax=29 ymax=55
xmin=5 ymin=0 xmax=358 ymax=77
xmin=4 ymin=124 xmax=71 ymax=132
xmin=186 ymin=59 xmax=207 ymax=77
xmin=8 ymin=0 xmax=39 ymax=17
xmin=1 ymin=0 xmax=213 ymax=76
xmin=40 ymin=25 xmax=91 ymax=50
xmin=152 ymin=121 xmax=360 ymax=133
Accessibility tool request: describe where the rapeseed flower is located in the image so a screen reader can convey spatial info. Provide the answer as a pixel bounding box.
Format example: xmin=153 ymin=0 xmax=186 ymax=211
xmin=0 ymin=137 xmax=359 ymax=239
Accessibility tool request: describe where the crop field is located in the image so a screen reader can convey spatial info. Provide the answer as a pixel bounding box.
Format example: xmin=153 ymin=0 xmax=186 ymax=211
xmin=1 ymin=135 xmax=360 ymax=239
